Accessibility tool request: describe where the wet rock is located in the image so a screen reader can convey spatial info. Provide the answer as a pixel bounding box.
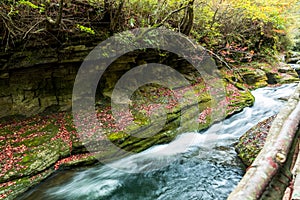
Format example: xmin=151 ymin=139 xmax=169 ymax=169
xmin=240 ymin=68 xmax=268 ymax=88
xmin=286 ymin=51 xmax=300 ymax=63
xmin=235 ymin=115 xmax=276 ymax=166
xmin=278 ymin=66 xmax=295 ymax=73
xmin=0 ymin=75 xmax=256 ymax=199
xmin=278 ymin=96 xmax=290 ymax=101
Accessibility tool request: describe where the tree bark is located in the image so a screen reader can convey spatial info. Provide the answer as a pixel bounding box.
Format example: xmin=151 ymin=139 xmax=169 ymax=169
xmin=110 ymin=0 xmax=124 ymax=31
xmin=46 ymin=0 xmax=64 ymax=27
xmin=179 ymin=0 xmax=194 ymax=35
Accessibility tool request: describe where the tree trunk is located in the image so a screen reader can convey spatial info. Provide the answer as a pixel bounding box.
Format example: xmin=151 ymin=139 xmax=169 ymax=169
xmin=179 ymin=0 xmax=194 ymax=35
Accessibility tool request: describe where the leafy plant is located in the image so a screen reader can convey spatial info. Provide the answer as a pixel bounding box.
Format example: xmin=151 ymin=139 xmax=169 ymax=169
xmin=76 ymin=24 xmax=95 ymax=35
xmin=0 ymin=0 xmax=299 ymax=60
xmin=18 ymin=0 xmax=38 ymax=9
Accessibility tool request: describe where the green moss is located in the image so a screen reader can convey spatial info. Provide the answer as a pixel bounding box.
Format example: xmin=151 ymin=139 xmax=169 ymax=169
xmin=275 ymin=74 xmax=282 ymax=80
xmin=0 ymin=128 xmax=14 ymax=136
xmin=40 ymin=123 xmax=59 ymax=133
xmin=21 ymin=155 xmax=31 ymax=163
xmin=108 ymin=132 xmax=130 ymax=142
xmin=166 ymin=111 xmax=180 ymax=122
xmin=0 ymin=169 xmax=54 ymax=200
xmin=132 ymin=112 xmax=150 ymax=126
xmin=19 ymin=130 xmax=37 ymax=137
xmin=17 ymin=134 xmax=51 ymax=147
xmin=253 ymin=80 xmax=268 ymax=88
xmin=198 ymin=118 xmax=212 ymax=130
xmin=235 ymin=115 xmax=275 ymax=166
xmin=58 ymin=155 xmax=97 ymax=169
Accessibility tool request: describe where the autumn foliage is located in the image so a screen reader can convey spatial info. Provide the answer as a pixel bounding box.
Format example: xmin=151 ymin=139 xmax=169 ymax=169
xmin=1 ymin=0 xmax=299 ymax=62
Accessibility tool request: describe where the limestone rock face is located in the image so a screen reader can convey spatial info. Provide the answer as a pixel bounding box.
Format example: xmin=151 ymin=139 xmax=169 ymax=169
xmin=0 ymin=37 xmax=298 ymax=119
xmin=0 ymin=63 xmax=77 ymax=118
xmin=0 ymin=45 xmax=234 ymax=118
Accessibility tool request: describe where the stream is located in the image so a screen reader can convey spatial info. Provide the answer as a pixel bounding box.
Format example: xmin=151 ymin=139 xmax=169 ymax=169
xmin=20 ymin=83 xmax=297 ymax=200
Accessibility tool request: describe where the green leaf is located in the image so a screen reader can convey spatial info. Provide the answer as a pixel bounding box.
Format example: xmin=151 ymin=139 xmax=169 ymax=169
xmin=76 ymin=24 xmax=95 ymax=35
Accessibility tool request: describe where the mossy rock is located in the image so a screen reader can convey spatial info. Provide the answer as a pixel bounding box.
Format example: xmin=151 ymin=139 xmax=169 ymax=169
xmin=240 ymin=68 xmax=268 ymax=87
xmin=0 ymin=169 xmax=54 ymax=200
xmin=0 ymin=139 xmax=67 ymax=183
xmin=108 ymin=132 xmax=130 ymax=142
xmin=235 ymin=115 xmax=276 ymax=166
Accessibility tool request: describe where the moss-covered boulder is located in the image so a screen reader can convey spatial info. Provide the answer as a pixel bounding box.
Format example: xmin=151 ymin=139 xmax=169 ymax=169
xmin=235 ymin=115 xmax=276 ymax=166
xmin=256 ymin=62 xmax=299 ymax=85
xmin=0 ymin=169 xmax=54 ymax=200
xmin=226 ymin=62 xmax=299 ymax=90
xmin=240 ymin=68 xmax=269 ymax=88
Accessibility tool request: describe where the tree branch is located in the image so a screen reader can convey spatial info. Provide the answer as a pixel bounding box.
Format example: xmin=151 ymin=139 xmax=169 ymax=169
xmin=46 ymin=0 xmax=64 ymax=27
xmin=23 ymin=19 xmax=45 ymax=39
xmin=179 ymin=0 xmax=194 ymax=35
xmin=56 ymin=0 xmax=64 ymax=26
xmin=0 ymin=12 xmax=24 ymax=34
xmin=131 ymin=3 xmax=191 ymax=42
xmin=110 ymin=0 xmax=124 ymax=31
xmin=153 ymin=4 xmax=189 ymax=28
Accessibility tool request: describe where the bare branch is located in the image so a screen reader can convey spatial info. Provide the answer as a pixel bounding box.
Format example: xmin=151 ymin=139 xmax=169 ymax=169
xmin=46 ymin=0 xmax=64 ymax=26
xmin=153 ymin=4 xmax=189 ymax=28
xmin=23 ymin=19 xmax=45 ymax=39
xmin=0 ymin=12 xmax=24 ymax=33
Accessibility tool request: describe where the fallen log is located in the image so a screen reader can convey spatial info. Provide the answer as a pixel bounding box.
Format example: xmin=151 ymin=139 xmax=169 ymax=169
xmin=228 ymin=83 xmax=300 ymax=200
xmin=289 ymin=139 xmax=300 ymax=199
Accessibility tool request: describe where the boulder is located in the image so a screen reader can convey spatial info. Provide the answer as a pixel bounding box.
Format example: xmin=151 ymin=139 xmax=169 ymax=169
xmin=240 ymin=68 xmax=268 ymax=88
xmin=235 ymin=115 xmax=276 ymax=166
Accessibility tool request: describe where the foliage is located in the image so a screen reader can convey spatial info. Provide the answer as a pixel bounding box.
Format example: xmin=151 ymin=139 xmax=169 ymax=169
xmin=236 ymin=115 xmax=276 ymax=166
xmin=190 ymin=0 xmax=299 ymax=60
xmin=76 ymin=24 xmax=95 ymax=35
xmin=19 ymin=0 xmax=39 ymax=9
xmin=0 ymin=0 xmax=102 ymax=50
xmin=0 ymin=0 xmax=299 ymax=61
xmin=124 ymin=0 xmax=299 ymax=60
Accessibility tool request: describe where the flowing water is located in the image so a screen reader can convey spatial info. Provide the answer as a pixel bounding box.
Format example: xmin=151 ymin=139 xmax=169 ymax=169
xmin=20 ymin=83 xmax=297 ymax=200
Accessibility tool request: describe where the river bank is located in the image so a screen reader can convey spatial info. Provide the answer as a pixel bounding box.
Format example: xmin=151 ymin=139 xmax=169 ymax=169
xmin=18 ymin=83 xmax=298 ymax=200
xmin=0 ymin=68 xmax=298 ymax=200
xmin=0 ymin=34 xmax=299 ymax=199
xmin=236 ymin=52 xmax=300 ymax=167
xmin=0 ymin=77 xmax=254 ymax=199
